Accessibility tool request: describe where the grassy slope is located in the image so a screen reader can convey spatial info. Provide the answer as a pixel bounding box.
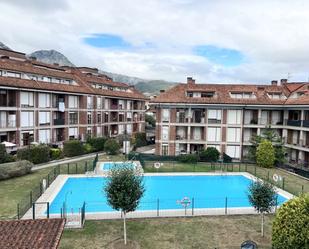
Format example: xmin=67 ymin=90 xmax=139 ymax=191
xmin=60 ymin=215 xmax=273 ymax=249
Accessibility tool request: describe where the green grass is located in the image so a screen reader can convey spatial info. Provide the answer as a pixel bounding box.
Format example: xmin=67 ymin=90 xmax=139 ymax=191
xmin=144 ymin=161 xmax=309 ymax=196
xmin=60 ymin=215 xmax=273 ymax=249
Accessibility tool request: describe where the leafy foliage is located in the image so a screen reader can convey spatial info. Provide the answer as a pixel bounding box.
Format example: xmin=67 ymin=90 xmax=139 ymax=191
xmin=83 ymin=143 xmax=94 ymax=154
xmin=50 ymin=148 xmax=64 ymax=160
xmin=145 ymin=114 xmax=156 ymax=127
xmin=0 ymin=160 xmax=33 ymax=180
xmin=248 ymin=127 xmax=286 ymax=166
xmin=177 ymin=154 xmax=199 ymax=164
xmin=223 ymin=153 xmax=232 ymax=163
xmin=134 ymin=132 xmax=147 ymax=148
xmin=87 ymin=137 xmax=106 ymax=152
xmin=199 ymin=147 xmax=220 ymax=162
xmin=256 ymin=139 xmax=275 ymax=168
xmin=0 ymin=144 xmax=15 ymax=164
xmin=63 ymin=140 xmax=85 ymax=157
xmin=104 ymin=139 xmax=120 ymax=155
xmin=17 ymin=145 xmax=51 ymax=164
xmin=104 ymin=166 xmax=145 ymax=213
xmin=272 ymin=195 xmax=309 ymax=249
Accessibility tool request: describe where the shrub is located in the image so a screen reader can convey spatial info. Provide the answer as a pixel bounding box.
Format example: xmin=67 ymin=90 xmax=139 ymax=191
xmin=104 ymin=139 xmax=120 ymax=155
xmin=256 ymin=139 xmax=275 ymax=168
xmin=50 ymin=148 xmax=63 ymax=160
xmin=272 ymin=195 xmax=309 ymax=249
xmin=17 ymin=145 xmax=51 ymax=164
xmin=63 ymin=140 xmax=84 ymax=157
xmin=145 ymin=114 xmax=156 ymax=127
xmin=223 ymin=153 xmax=232 ymax=163
xmin=83 ymin=143 xmax=94 ymax=154
xmin=178 ymin=154 xmax=199 ymax=164
xmin=87 ymin=137 xmax=106 ymax=152
xmin=199 ymin=147 xmax=220 ymax=162
xmin=135 ymin=133 xmax=147 ymax=148
xmin=0 ymin=144 xmax=15 ymax=163
xmin=0 ymin=160 xmax=33 ymax=180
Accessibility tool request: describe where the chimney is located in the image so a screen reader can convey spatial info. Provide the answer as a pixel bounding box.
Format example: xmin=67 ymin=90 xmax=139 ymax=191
xmin=271 ymin=80 xmax=278 ymax=85
xmin=29 ymin=56 xmax=37 ymax=61
xmin=280 ymin=79 xmax=288 ymax=84
xmin=187 ymin=77 xmax=195 ymax=85
xmin=160 ymin=89 xmax=165 ymax=93
xmin=53 ymin=63 xmax=59 ymax=66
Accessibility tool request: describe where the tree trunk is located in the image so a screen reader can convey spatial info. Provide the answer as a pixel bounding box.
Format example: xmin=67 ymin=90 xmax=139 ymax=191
xmin=261 ymin=213 xmax=264 ymax=237
xmin=123 ymin=211 xmax=127 ymax=245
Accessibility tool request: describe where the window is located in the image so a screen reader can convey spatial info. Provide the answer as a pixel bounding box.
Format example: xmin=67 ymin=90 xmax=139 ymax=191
xmin=226 ymin=146 xmax=240 ymax=158
xmin=261 ymin=110 xmax=269 ymax=125
xmin=162 ymin=126 xmax=169 ymax=140
xmin=38 ymin=93 xmax=50 ymax=108
xmin=20 ymin=92 xmax=34 ymax=107
xmin=118 ymin=124 xmax=124 ymax=135
xmin=227 ymin=110 xmax=241 ymax=125
xmin=39 ymin=129 xmax=51 ymax=144
xmin=207 ymin=127 xmax=221 ymax=142
xmin=119 ymin=100 xmax=125 ymax=109
xmin=87 ymin=112 xmax=92 ymax=124
xmin=39 ymin=112 xmax=50 ymax=125
xmin=230 ymin=92 xmax=255 ymax=99
xmin=97 ymin=97 xmax=102 ymax=109
xmin=97 ymin=127 xmax=102 ymax=136
xmin=187 ymin=92 xmax=193 ymax=97
xmin=162 ymin=144 xmax=169 ymax=156
xmin=268 ymin=93 xmax=282 ymax=99
xmin=227 ymin=128 xmax=241 ymax=142
xmin=7 ymin=71 xmax=21 ymax=78
xmin=87 ymin=127 xmax=92 ymax=137
xmin=127 ymin=124 xmax=132 ymax=134
xmin=97 ymin=113 xmax=102 ymax=123
xmin=69 ymin=112 xmax=78 ymax=125
xmin=127 ymin=100 xmax=132 ymax=110
xmin=69 ymin=128 xmax=78 ymax=139
xmin=104 ymin=99 xmax=109 ymax=109
xmin=87 ymin=96 xmax=93 ymax=109
xmin=68 ymin=96 xmax=78 ymax=108
xmin=162 ymin=109 xmax=170 ymax=122
xmin=208 ymin=109 xmax=221 ymax=124
xmin=21 ymin=112 xmax=34 ymax=127
xmin=201 ymin=92 xmax=215 ymax=98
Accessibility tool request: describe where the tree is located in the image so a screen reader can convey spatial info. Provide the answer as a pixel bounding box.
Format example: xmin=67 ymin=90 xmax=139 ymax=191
xmin=223 ymin=153 xmax=232 ymax=163
xmin=199 ymin=147 xmax=220 ymax=162
xmin=272 ymin=195 xmax=309 ymax=249
xmin=0 ymin=144 xmax=14 ymax=164
xmin=63 ymin=140 xmax=84 ymax=157
xmin=248 ymin=127 xmax=286 ymax=166
xmin=145 ymin=114 xmax=156 ymax=127
xmin=134 ymin=132 xmax=147 ymax=148
xmin=104 ymin=139 xmax=120 ymax=155
xmin=104 ymin=166 xmax=145 ymax=244
xmin=248 ymin=180 xmax=277 ymax=237
xmin=256 ymin=139 xmax=275 ymax=168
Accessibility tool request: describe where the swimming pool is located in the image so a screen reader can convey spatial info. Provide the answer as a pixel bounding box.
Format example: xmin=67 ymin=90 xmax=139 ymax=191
xmin=49 ymin=174 xmax=288 ymax=214
xmin=100 ymin=162 xmax=136 ymax=171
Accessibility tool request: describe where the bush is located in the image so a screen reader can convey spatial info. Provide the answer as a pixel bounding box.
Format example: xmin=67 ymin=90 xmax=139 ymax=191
xmin=272 ymin=195 xmax=309 ymax=249
xmin=199 ymin=147 xmax=220 ymax=162
xmin=104 ymin=139 xmax=120 ymax=155
xmin=50 ymin=148 xmax=63 ymax=160
xmin=145 ymin=114 xmax=156 ymax=127
xmin=83 ymin=143 xmax=94 ymax=154
xmin=0 ymin=160 xmax=33 ymax=180
xmin=178 ymin=154 xmax=199 ymax=164
xmin=17 ymin=145 xmax=51 ymax=164
xmin=87 ymin=137 xmax=106 ymax=152
xmin=256 ymin=139 xmax=275 ymax=168
xmin=0 ymin=144 xmax=15 ymax=164
xmin=135 ymin=133 xmax=147 ymax=148
xmin=223 ymin=153 xmax=232 ymax=163
xmin=63 ymin=140 xmax=85 ymax=157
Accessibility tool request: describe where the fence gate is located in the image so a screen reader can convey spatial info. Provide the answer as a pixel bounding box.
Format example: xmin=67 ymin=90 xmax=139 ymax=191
xmin=32 ymin=202 xmax=50 ymax=219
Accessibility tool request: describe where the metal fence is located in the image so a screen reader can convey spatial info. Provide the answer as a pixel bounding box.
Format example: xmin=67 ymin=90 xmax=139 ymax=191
xmin=17 ymin=159 xmax=95 ymax=219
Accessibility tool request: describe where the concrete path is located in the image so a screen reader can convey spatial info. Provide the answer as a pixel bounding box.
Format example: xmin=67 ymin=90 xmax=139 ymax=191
xmin=32 ymin=152 xmax=105 ymax=171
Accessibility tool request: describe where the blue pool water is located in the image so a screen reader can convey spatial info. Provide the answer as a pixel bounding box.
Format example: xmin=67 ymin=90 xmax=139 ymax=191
xmin=49 ymin=175 xmax=288 ymax=214
xmin=100 ymin=162 xmax=136 ymax=171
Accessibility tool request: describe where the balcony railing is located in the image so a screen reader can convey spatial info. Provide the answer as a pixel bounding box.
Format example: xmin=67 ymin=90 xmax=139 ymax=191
xmin=53 ymin=119 xmax=65 ymax=125
xmin=303 ymin=120 xmax=309 ymax=127
xmin=286 ymin=119 xmax=302 ymax=126
xmin=208 ymin=119 xmax=221 ymax=124
xmin=110 ymin=104 xmax=118 ymax=110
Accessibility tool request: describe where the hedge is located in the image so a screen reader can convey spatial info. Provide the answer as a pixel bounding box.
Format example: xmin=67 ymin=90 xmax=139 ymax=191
xmin=104 ymin=139 xmax=120 ymax=155
xmin=0 ymin=160 xmax=33 ymax=180
xmin=63 ymin=140 xmax=85 ymax=157
xmin=87 ymin=137 xmax=106 ymax=152
xmin=17 ymin=145 xmax=51 ymax=164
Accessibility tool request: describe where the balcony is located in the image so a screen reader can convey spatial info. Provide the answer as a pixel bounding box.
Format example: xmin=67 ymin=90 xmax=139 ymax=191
xmin=53 ymin=119 xmax=65 ymax=125
xmin=303 ymin=120 xmax=309 ymax=127
xmin=286 ymin=119 xmax=302 ymax=126
xmin=110 ymin=104 xmax=118 ymax=110
xmin=0 ymin=120 xmax=16 ymax=128
xmin=208 ymin=119 xmax=221 ymax=124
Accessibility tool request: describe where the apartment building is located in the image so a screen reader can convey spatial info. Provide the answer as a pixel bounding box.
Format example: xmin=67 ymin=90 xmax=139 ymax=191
xmin=0 ymin=48 xmax=146 ymax=148
xmin=150 ymin=77 xmax=309 ymax=167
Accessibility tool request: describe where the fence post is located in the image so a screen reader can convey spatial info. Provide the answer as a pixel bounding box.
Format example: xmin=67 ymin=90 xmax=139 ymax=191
xmin=282 ymin=177 xmax=285 ymax=190
xmin=192 ymin=198 xmax=194 ymax=216
xmin=67 ymin=163 xmax=70 ymax=174
xmin=32 ymin=203 xmax=35 ymax=220
xmin=47 ymin=202 xmax=50 ymax=219
xmin=30 ymin=191 xmax=33 ymax=207
xmin=254 ymin=165 xmax=257 ymax=176
xmin=17 ymin=204 xmax=20 ymax=220
xmin=225 ymin=197 xmax=227 ymax=215
xmin=75 ymin=163 xmax=78 ymax=174
xmin=302 ymin=185 xmax=304 ymax=194
xmin=157 ymin=199 xmax=159 ymax=217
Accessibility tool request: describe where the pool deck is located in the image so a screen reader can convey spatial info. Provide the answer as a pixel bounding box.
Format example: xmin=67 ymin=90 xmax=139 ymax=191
xmin=22 ymin=172 xmax=294 ymax=221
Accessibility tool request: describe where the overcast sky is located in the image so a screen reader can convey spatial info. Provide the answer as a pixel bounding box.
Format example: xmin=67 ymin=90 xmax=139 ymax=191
xmin=1 ymin=0 xmax=309 ymax=84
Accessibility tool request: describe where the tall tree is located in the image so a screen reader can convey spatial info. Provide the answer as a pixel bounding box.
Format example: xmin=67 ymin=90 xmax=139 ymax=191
xmin=104 ymin=166 xmax=145 ymax=245
xmin=256 ymin=139 xmax=275 ymax=168
xmin=248 ymin=180 xmax=277 ymax=237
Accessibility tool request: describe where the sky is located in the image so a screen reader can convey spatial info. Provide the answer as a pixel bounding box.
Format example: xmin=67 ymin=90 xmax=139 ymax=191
xmin=1 ymin=0 xmax=309 ymax=84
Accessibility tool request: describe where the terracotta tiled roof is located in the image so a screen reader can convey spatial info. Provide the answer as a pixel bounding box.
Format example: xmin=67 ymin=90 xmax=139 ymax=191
xmin=0 ymin=48 xmax=26 ymax=59
xmin=0 ymin=219 xmax=65 ymax=249
xmin=150 ymin=81 xmax=309 ymax=105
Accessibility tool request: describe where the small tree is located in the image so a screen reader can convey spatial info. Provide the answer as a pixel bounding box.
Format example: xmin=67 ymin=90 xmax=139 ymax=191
xmin=134 ymin=132 xmax=147 ymax=148
xmin=223 ymin=152 xmax=232 ymax=163
xmin=199 ymin=147 xmax=220 ymax=162
xmin=145 ymin=114 xmax=156 ymax=127
xmin=272 ymin=195 xmax=309 ymax=249
xmin=104 ymin=166 xmax=145 ymax=245
xmin=256 ymin=139 xmax=275 ymax=168
xmin=248 ymin=180 xmax=277 ymax=237
xmin=104 ymin=139 xmax=120 ymax=155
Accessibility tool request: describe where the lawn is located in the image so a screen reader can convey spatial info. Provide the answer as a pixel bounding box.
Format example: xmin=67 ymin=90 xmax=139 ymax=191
xmin=60 ymin=215 xmax=273 ymax=249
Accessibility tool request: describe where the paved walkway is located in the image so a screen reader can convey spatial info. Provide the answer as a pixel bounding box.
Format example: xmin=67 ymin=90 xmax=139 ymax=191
xmin=32 ymin=152 xmax=105 ymax=171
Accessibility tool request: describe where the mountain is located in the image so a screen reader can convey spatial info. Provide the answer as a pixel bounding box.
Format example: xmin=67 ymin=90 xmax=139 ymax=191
xmin=28 ymin=50 xmax=75 ymax=67
xmin=0 ymin=42 xmax=11 ymax=50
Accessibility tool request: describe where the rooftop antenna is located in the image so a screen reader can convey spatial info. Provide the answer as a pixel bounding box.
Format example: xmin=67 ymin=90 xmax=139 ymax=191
xmin=287 ymin=72 xmax=291 ymax=81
